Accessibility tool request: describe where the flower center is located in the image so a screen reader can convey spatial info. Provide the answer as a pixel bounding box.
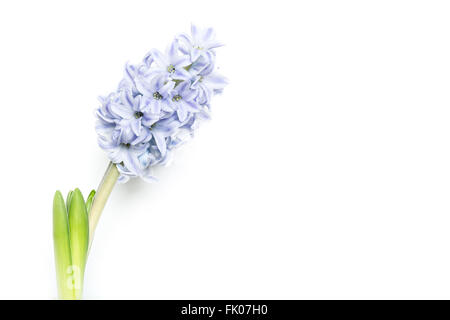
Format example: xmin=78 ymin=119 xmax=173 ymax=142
xmin=172 ymin=95 xmax=182 ymax=102
xmin=167 ymin=64 xmax=176 ymax=73
xmin=153 ymin=92 xmax=163 ymax=100
xmin=134 ymin=111 xmax=144 ymax=119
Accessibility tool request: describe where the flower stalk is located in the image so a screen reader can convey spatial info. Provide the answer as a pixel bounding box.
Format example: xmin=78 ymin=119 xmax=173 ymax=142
xmin=88 ymin=162 xmax=119 ymax=248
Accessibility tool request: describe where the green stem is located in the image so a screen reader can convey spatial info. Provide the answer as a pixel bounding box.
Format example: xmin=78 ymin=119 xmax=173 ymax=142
xmin=88 ymin=162 xmax=119 ymax=249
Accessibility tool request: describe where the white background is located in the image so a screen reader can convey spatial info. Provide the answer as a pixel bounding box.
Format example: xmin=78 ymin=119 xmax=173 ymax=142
xmin=0 ymin=0 xmax=450 ymax=299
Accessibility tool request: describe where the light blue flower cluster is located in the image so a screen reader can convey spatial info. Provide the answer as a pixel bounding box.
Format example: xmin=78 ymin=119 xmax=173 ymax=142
xmin=95 ymin=25 xmax=227 ymax=182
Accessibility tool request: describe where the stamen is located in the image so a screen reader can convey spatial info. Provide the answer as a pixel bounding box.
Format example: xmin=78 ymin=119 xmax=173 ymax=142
xmin=167 ymin=64 xmax=176 ymax=73
xmin=153 ymin=92 xmax=163 ymax=100
xmin=172 ymin=95 xmax=182 ymax=102
xmin=134 ymin=111 xmax=144 ymax=119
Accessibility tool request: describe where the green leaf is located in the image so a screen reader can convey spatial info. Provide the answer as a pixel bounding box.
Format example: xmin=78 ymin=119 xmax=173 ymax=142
xmin=68 ymin=188 xmax=89 ymax=300
xmin=53 ymin=190 xmax=73 ymax=300
xmin=66 ymin=190 xmax=73 ymax=213
xmin=85 ymin=189 xmax=96 ymax=216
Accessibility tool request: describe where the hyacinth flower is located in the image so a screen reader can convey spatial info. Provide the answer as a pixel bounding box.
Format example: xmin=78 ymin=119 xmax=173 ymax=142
xmin=52 ymin=24 xmax=227 ymax=300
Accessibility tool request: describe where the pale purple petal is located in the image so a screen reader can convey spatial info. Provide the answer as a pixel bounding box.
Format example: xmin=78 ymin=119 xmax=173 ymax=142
xmin=152 ymin=131 xmax=167 ymax=156
xmin=110 ymin=104 xmax=133 ymax=119
xmin=176 ymin=105 xmax=187 ymax=122
xmin=191 ymin=24 xmax=200 ymax=43
xmin=150 ymin=49 xmax=168 ymax=68
xmin=130 ymin=119 xmax=141 ymax=135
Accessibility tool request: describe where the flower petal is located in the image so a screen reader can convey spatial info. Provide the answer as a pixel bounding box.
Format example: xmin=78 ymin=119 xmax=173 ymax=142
xmin=191 ymin=24 xmax=200 ymax=42
xmin=206 ymin=41 xmax=224 ymax=50
xmin=131 ymin=119 xmax=141 ymax=136
xmin=202 ymin=28 xmax=214 ymax=42
xmin=167 ymin=41 xmax=179 ymax=61
xmin=150 ymin=49 xmax=168 ymax=68
xmin=153 ymin=131 xmax=167 ymax=156
xmin=176 ymin=104 xmax=188 ymax=122
xmin=173 ymin=68 xmax=191 ymax=81
xmin=204 ymin=72 xmax=228 ymax=90
xmin=110 ymin=104 xmax=133 ymax=119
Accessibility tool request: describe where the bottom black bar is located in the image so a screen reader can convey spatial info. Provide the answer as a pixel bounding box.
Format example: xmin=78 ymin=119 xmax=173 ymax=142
xmin=0 ymin=300 xmax=447 ymax=318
